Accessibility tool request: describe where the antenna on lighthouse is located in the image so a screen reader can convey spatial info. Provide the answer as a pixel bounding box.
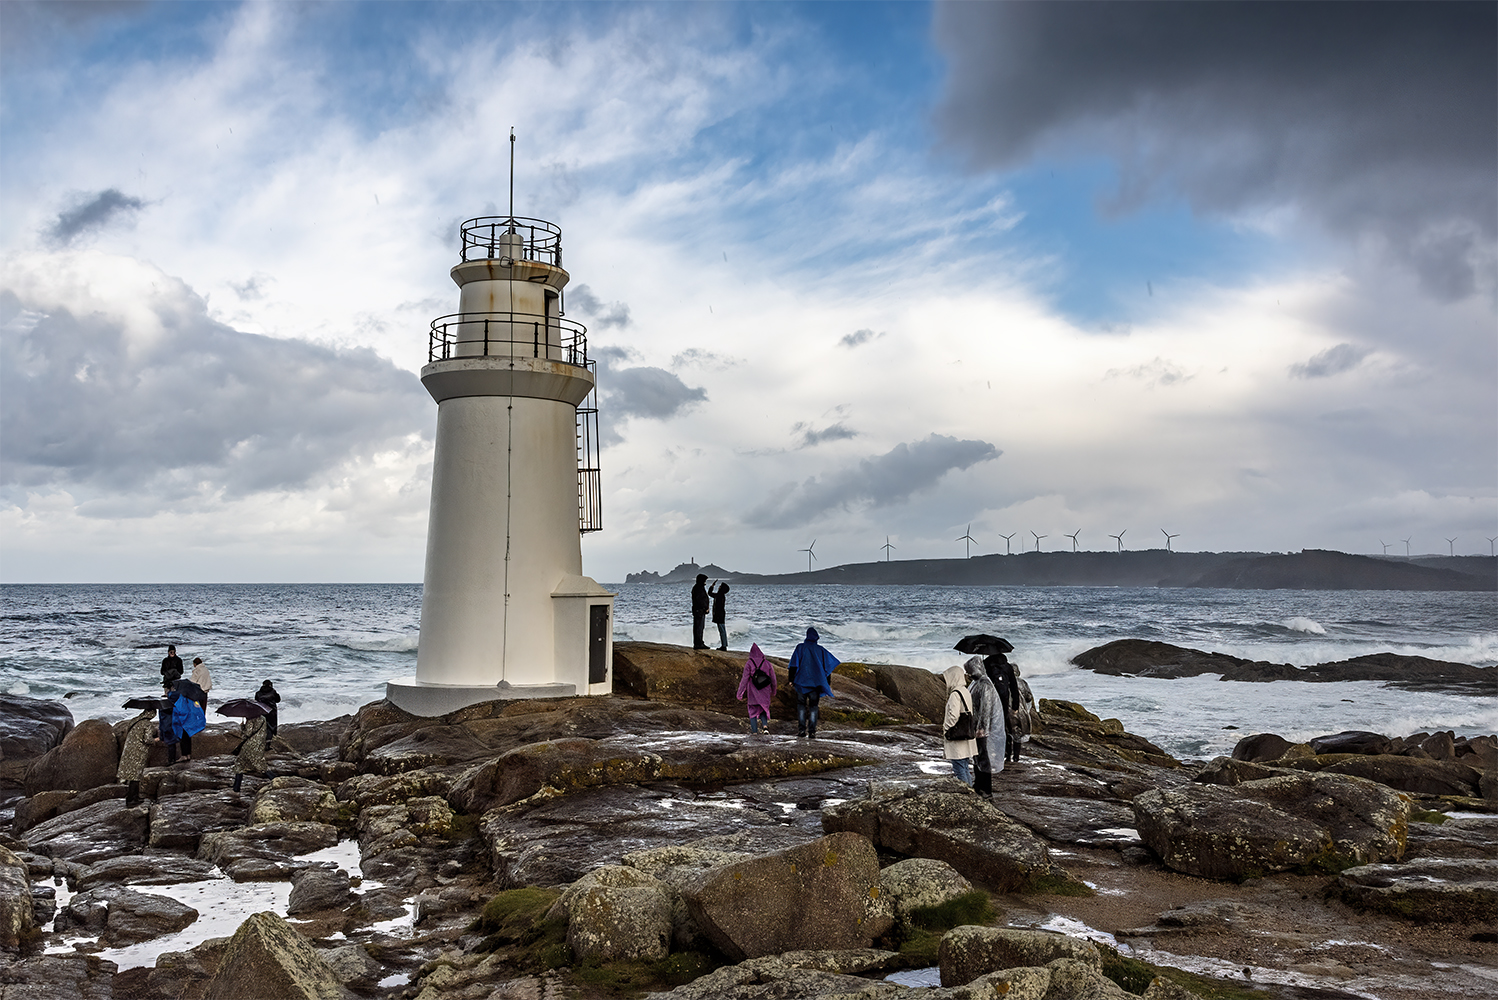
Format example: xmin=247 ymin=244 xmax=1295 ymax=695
xmin=508 ymin=127 xmax=516 ymax=222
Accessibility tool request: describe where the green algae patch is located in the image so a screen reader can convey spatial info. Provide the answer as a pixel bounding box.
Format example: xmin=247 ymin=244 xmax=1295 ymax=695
xmin=820 ymin=707 xmax=902 ymax=728
xmin=897 ymin=890 xmax=1000 ymax=966
xmin=1410 ymin=808 xmax=1449 ymax=825
xmin=1029 ymin=870 xmax=1095 ymax=896
xmin=571 ymin=952 xmax=721 ymax=998
xmin=469 ymin=887 xmax=564 ymax=955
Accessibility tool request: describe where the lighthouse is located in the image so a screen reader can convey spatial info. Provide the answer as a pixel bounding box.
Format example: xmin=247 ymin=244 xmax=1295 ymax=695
xmin=387 ymin=210 xmax=614 ymax=716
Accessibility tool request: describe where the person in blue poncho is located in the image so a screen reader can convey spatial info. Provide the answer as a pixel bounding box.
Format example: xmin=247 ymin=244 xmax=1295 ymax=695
xmin=168 ymin=676 xmax=208 ymax=762
xmin=788 ymin=627 xmax=839 ymax=739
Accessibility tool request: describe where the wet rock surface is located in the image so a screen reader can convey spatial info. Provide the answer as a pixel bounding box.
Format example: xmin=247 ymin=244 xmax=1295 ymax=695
xmin=1133 ymin=771 xmax=1410 ymax=880
xmin=59 ymin=887 xmax=199 ymax=946
xmin=0 ymin=643 xmax=1492 ymax=1000
xmin=681 ymin=831 xmax=892 ymax=960
xmin=23 ymin=719 xmax=120 ymax=797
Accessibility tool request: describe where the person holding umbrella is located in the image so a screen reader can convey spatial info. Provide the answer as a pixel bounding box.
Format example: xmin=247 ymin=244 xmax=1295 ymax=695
xmin=220 ymin=681 xmax=279 ymax=793
xmin=954 ymin=634 xmax=1023 ymax=762
xmin=117 ymin=697 xmax=161 ymax=807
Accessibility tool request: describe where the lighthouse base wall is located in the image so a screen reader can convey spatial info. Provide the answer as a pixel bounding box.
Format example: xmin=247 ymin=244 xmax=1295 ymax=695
xmin=385 ymin=678 xmax=578 ymax=717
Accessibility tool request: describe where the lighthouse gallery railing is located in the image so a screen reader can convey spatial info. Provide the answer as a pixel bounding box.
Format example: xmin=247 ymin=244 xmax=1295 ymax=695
xmin=428 ymin=311 xmax=589 ymax=367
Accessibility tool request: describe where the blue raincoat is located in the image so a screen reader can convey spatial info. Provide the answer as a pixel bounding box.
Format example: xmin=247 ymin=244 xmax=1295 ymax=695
xmin=788 ymin=627 xmax=839 ymax=697
xmin=171 ymin=680 xmax=207 ymax=740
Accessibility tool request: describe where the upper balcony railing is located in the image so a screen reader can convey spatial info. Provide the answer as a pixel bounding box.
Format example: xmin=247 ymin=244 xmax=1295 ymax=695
xmin=428 ymin=310 xmax=589 ymax=367
xmin=459 ymin=216 xmax=563 ymax=267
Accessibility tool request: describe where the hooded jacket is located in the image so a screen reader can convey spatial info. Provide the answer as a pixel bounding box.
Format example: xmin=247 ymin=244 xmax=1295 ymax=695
xmin=257 ymin=681 xmax=281 ymax=739
xmin=736 ymin=643 xmax=778 ymax=715
xmin=942 ymin=664 xmax=978 ymax=761
xmin=964 ymin=656 xmax=1006 ymax=774
xmin=788 ymin=628 xmax=838 ymax=697
xmin=190 ymin=661 xmax=212 ymax=694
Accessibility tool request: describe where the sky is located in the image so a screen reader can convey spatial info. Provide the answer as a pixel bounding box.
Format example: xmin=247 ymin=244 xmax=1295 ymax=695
xmin=1 ymin=0 xmax=1494 ymax=584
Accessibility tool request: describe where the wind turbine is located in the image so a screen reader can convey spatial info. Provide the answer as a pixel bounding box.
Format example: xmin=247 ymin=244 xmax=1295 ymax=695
xmin=1109 ymin=530 xmax=1127 ymax=551
xmin=1487 ymin=536 xmax=1497 ymax=557
xmin=798 ymin=539 xmax=817 ymax=572
xmin=1161 ymin=529 xmax=1180 ymax=552
xmin=999 ymin=532 xmax=1016 ymax=555
xmin=956 ymin=525 xmax=978 ymax=559
xmin=1031 ymin=530 xmax=1047 ymax=552
xmin=1064 ymin=529 xmax=1081 ymax=552
xmin=1379 ymin=540 xmax=1390 ymax=555
xmin=1401 ymin=536 xmax=1411 ymax=557
xmin=1445 ymin=537 xmax=1457 ymax=557
xmin=881 ymin=536 xmax=896 ymax=562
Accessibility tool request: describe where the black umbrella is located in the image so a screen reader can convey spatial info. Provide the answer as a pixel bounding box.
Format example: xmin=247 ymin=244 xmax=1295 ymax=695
xmin=216 ymin=698 xmax=272 ymax=719
xmin=954 ymin=634 xmax=1014 ymax=656
xmin=123 ymin=697 xmax=166 ymax=710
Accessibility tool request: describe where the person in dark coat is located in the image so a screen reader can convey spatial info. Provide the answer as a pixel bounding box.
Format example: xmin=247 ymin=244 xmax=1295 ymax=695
xmin=256 ymin=679 xmax=281 ymax=739
xmin=787 ymin=627 xmax=838 ymax=739
xmin=709 ymin=582 xmax=730 ymax=651
xmin=160 ymin=645 xmax=184 ymax=685
xmin=156 ymin=679 xmax=180 ymax=763
xmin=690 ymin=574 xmax=710 ymax=649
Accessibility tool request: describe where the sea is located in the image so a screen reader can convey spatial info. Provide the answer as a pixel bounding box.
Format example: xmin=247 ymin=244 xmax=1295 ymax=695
xmin=1 ymin=583 xmax=1493 ymax=761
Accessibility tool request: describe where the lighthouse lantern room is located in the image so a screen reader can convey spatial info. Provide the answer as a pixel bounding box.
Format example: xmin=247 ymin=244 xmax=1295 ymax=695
xmin=387 ymin=208 xmax=613 ymax=717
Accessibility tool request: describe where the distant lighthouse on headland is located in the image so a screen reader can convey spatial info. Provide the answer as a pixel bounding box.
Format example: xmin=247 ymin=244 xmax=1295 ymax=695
xmin=387 ymin=197 xmax=614 ymax=716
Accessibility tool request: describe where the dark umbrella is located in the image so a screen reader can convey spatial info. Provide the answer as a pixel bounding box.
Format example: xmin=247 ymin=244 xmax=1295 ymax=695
xmin=123 ymin=697 xmax=166 ymax=710
xmin=954 ymin=634 xmax=1014 ymax=656
xmin=216 ymin=698 xmax=272 ymax=719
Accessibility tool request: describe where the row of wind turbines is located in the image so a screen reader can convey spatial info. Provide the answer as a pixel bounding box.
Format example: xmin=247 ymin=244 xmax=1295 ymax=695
xmin=795 ymin=527 xmax=1180 ymax=570
xmin=1379 ymin=537 xmax=1498 ymax=557
xmin=793 ymin=530 xmax=1498 ymax=570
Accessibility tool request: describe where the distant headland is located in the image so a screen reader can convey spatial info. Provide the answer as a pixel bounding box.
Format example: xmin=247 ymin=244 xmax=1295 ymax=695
xmin=624 ymin=549 xmax=1497 ymax=591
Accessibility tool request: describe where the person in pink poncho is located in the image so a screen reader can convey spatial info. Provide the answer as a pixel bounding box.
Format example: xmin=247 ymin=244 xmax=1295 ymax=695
xmin=736 ymin=643 xmax=779 ymax=734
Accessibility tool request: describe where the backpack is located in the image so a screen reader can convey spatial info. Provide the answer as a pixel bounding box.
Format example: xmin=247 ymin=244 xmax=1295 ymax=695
xmin=944 ymin=692 xmax=976 ymax=741
xmin=751 ymin=662 xmax=772 ymax=689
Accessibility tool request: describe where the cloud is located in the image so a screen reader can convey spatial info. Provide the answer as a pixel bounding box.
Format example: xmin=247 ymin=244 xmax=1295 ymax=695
xmin=0 ymin=256 xmax=429 ymax=501
xmin=1104 ymin=357 xmax=1192 ymax=388
xmin=793 ymin=421 xmax=859 ymax=447
xmin=1290 ymin=343 xmax=1373 ymax=380
xmin=839 ymin=328 xmax=883 ymax=348
xmin=47 ymin=189 xmax=146 ymax=246
xmin=933 ymin=3 xmax=1498 ymax=299
xmin=747 ymin=433 xmax=1000 ymax=528
xmin=594 ymin=346 xmax=706 ymax=422
xmin=567 ymin=284 xmax=632 ymax=330
xmin=670 ymin=348 xmax=739 ymax=371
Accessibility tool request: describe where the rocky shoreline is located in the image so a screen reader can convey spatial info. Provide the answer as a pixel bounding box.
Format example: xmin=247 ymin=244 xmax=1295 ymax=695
xmin=1 ymin=640 xmax=1494 ymax=999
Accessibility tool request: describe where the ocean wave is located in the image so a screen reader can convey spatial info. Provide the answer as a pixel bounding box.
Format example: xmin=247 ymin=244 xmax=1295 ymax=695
xmin=332 ymin=635 xmax=419 ymax=653
xmin=1282 ymin=617 xmax=1327 ymax=635
xmin=7 ymin=682 xmax=29 ymax=695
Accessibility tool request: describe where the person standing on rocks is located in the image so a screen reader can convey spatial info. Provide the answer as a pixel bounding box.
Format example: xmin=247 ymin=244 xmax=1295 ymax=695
xmin=160 ymin=645 xmax=184 ymax=685
xmin=232 ymin=712 xmax=268 ymax=793
xmin=709 ymin=581 xmax=731 ymax=651
xmin=189 ymin=657 xmax=212 ymax=710
xmin=256 ymin=679 xmax=281 ymax=739
xmin=942 ymin=664 xmax=978 ymax=786
xmin=737 ymin=642 xmax=778 ymax=734
xmin=117 ymin=706 xmax=157 ymax=807
xmin=964 ymin=656 xmax=1006 ymax=797
xmin=983 ymin=651 xmax=1024 ymax=763
xmin=170 ymin=676 xmax=208 ymax=762
xmin=788 ymin=627 xmax=838 ymax=739
xmin=690 ymin=574 xmax=710 ymax=649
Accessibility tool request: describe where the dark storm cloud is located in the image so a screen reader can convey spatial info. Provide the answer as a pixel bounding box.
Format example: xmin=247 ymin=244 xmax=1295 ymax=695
xmin=0 ymin=287 xmax=429 ymax=500
xmin=48 ymin=189 xmax=146 ymax=246
xmin=839 ymin=328 xmax=883 ymax=349
xmin=793 ymin=421 xmax=858 ymax=447
xmin=933 ymin=2 xmax=1497 ymax=299
xmin=1290 ymin=343 xmax=1372 ymax=380
xmin=747 ymin=433 xmax=999 ymax=528
xmin=567 ymin=284 xmax=632 ymax=330
xmin=594 ymin=346 xmax=706 ymax=421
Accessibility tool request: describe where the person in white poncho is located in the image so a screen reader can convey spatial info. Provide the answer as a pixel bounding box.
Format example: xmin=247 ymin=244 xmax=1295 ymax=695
xmin=964 ymin=656 xmax=1006 ymax=798
xmin=941 ymin=664 xmax=978 ymax=786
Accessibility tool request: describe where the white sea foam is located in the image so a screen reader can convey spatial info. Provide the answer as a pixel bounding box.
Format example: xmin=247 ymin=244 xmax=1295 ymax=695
xmin=1283 ymin=617 xmax=1327 ymax=634
xmin=7 ymin=682 xmax=28 ymax=695
xmin=334 ymin=634 xmax=419 ymax=653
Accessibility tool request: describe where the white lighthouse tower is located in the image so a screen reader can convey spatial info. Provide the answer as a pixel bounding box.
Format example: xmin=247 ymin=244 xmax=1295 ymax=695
xmin=388 ymin=200 xmax=614 ymax=716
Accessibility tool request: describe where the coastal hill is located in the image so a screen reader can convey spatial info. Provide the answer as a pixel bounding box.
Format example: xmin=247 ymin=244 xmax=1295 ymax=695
xmin=625 ymin=549 xmax=1496 ymax=591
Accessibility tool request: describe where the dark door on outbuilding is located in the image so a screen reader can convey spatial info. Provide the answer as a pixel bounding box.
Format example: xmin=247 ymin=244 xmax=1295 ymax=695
xmin=588 ymin=604 xmax=610 ymax=684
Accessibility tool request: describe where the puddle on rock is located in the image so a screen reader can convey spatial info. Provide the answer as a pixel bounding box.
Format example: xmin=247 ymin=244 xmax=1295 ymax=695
xmin=885 ymin=966 xmax=941 ymax=987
